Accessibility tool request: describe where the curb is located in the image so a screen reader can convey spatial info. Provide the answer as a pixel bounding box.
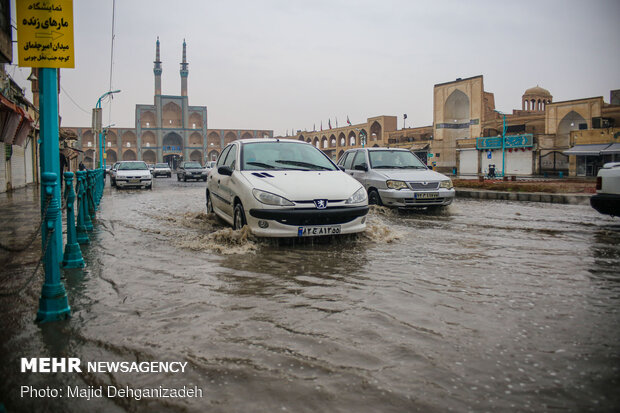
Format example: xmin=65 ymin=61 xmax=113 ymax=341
xmin=455 ymin=189 xmax=591 ymax=205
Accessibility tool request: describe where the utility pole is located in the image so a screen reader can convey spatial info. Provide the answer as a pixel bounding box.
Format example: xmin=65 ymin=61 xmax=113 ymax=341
xmin=95 ymin=90 xmax=121 ymax=168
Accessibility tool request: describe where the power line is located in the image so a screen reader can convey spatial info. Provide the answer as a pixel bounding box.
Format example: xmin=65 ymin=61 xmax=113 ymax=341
xmin=108 ymin=0 xmax=117 ymax=126
xmin=60 ymin=85 xmax=91 ymax=114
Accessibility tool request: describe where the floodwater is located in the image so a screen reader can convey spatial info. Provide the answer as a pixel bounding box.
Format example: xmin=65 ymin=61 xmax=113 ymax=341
xmin=1 ymin=178 xmax=619 ymax=413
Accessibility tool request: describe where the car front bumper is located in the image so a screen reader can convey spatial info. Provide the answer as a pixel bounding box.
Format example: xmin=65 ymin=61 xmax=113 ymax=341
xmin=247 ymin=206 xmax=369 ymax=237
xmin=590 ymin=193 xmax=620 ymax=216
xmin=116 ymin=179 xmax=152 ymax=188
xmin=378 ymin=188 xmax=455 ymax=207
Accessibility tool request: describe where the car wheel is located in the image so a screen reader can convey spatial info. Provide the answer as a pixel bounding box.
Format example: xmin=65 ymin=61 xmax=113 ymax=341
xmin=183 ymin=175 xmax=187 ymax=182
xmin=368 ymin=189 xmax=383 ymax=206
xmin=177 ymin=174 xmax=180 ymax=181
xmin=206 ymin=190 xmax=213 ymax=213
xmin=233 ymin=202 xmax=246 ymax=230
xmin=148 ymin=184 xmax=153 ymax=190
xmin=203 ymin=177 xmax=207 ymax=182
xmin=111 ymin=178 xmax=116 ymax=187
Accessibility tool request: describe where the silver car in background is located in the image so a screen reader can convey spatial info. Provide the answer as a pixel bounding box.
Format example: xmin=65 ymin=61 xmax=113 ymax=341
xmin=337 ymin=147 xmax=455 ymax=209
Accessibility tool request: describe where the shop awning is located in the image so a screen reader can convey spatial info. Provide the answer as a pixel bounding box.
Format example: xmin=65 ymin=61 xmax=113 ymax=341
xmin=600 ymin=143 xmax=620 ymax=154
xmin=0 ymin=94 xmax=35 ymax=147
xmin=563 ymin=144 xmax=611 ymax=156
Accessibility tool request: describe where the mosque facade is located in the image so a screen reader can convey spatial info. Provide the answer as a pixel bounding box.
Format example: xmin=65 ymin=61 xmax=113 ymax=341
xmin=67 ymin=39 xmax=273 ymax=169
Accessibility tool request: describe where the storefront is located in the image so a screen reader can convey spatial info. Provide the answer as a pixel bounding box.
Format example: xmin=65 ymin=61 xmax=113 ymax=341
xmin=563 ymin=144 xmax=616 ymax=177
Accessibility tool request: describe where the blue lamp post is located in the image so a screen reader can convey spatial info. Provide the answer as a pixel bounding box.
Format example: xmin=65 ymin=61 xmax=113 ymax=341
xmin=95 ymin=90 xmax=121 ymax=168
xmin=37 ymin=68 xmax=70 ymax=322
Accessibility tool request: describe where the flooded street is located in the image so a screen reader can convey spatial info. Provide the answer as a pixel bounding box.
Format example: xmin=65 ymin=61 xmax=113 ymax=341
xmin=2 ymin=177 xmax=620 ymax=412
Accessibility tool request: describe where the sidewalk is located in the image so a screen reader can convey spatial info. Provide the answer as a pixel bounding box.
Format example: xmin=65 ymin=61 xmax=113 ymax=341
xmin=0 ymin=184 xmax=46 ymax=302
xmin=455 ymin=188 xmax=591 ymax=205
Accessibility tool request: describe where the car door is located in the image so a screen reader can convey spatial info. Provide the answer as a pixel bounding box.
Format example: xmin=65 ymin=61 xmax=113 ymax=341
xmin=349 ymin=150 xmax=369 ymax=187
xmin=218 ymin=144 xmax=238 ymax=218
xmin=209 ymin=145 xmax=232 ymax=214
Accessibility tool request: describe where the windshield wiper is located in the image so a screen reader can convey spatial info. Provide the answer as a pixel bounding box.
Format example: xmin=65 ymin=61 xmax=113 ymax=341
xmin=246 ymin=161 xmax=276 ymax=169
xmin=275 ymin=160 xmax=332 ymax=170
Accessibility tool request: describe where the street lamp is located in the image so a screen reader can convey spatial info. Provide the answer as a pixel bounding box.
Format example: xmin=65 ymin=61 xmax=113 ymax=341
xmin=95 ymin=89 xmax=121 ymax=168
xmin=494 ymin=109 xmax=507 ymax=177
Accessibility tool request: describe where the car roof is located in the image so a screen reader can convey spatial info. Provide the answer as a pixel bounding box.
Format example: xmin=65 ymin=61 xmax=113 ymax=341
xmin=365 ymin=147 xmax=409 ymax=151
xmin=236 ymin=138 xmax=310 ymax=145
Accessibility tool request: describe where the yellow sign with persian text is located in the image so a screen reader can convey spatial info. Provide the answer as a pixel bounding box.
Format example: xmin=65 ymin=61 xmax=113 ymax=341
xmin=17 ymin=0 xmax=75 ymax=68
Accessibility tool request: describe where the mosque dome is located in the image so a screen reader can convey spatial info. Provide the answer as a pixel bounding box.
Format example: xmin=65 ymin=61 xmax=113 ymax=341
xmin=523 ymin=85 xmax=552 ymax=97
xmin=522 ymin=85 xmax=552 ymax=112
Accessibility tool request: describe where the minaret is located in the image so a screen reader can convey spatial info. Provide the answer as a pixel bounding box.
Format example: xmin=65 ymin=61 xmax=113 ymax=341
xmin=180 ymin=39 xmax=188 ymax=97
xmin=154 ymin=37 xmax=162 ymax=96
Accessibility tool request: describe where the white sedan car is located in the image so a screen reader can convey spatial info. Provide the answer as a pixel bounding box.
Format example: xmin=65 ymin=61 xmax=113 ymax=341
xmin=206 ymin=139 xmax=369 ymax=237
xmin=113 ymin=161 xmax=153 ymax=189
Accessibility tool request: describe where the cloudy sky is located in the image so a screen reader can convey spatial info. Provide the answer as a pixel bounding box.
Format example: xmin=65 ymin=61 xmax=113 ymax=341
xmin=10 ymin=0 xmax=620 ymax=136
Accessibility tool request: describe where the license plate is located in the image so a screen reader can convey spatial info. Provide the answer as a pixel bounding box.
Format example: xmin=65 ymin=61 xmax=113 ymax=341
xmin=297 ymin=225 xmax=341 ymax=237
xmin=414 ymin=192 xmax=439 ymax=199
xmin=130 ymin=179 xmax=140 ymax=183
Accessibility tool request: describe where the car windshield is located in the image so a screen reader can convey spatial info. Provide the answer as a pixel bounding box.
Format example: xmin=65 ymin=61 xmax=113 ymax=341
xmin=155 ymin=163 xmax=168 ymax=167
xmin=242 ymin=142 xmax=337 ymax=171
xmin=369 ymin=150 xmax=427 ymax=169
xmin=118 ymin=161 xmax=148 ymax=170
xmin=185 ymin=162 xmax=202 ymax=168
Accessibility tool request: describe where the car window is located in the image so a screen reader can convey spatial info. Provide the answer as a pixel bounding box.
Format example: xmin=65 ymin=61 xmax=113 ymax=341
xmin=369 ymin=150 xmax=427 ymax=169
xmin=223 ymin=145 xmax=237 ymax=169
xmin=155 ymin=163 xmax=168 ymax=167
xmin=217 ymin=145 xmax=232 ymax=168
xmin=351 ymin=151 xmax=367 ymax=170
xmin=118 ymin=161 xmax=148 ymax=170
xmin=343 ymin=151 xmax=355 ymax=170
xmin=337 ymin=152 xmax=348 ymax=166
xmin=241 ymin=141 xmax=337 ymax=171
xmin=185 ymin=161 xmax=202 ymax=168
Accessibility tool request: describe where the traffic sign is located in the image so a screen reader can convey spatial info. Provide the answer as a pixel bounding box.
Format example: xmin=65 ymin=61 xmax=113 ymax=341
xmin=16 ymin=0 xmax=75 ymax=68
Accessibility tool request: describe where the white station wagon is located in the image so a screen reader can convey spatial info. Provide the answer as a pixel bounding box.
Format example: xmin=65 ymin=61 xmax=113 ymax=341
xmin=206 ymin=139 xmax=369 ymax=237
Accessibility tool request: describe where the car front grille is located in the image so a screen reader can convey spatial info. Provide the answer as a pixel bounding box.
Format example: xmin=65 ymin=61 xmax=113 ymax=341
xmin=249 ymin=206 xmax=369 ymax=226
xmin=408 ymin=182 xmax=439 ymax=190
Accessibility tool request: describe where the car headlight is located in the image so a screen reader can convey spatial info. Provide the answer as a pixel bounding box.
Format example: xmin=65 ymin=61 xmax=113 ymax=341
xmin=440 ymin=179 xmax=453 ymax=189
xmin=386 ymin=180 xmax=408 ymax=190
xmin=252 ymin=189 xmax=294 ymax=206
xmin=345 ymin=187 xmax=367 ymax=204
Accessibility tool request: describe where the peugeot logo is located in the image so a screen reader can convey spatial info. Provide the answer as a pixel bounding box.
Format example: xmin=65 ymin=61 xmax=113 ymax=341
xmin=314 ymin=199 xmax=328 ymax=209
xmin=422 ymin=181 xmax=428 ymax=186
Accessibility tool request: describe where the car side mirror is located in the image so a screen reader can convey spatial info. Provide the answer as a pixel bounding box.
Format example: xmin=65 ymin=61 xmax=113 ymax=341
xmin=338 ymin=165 xmax=345 ymax=171
xmin=218 ymin=165 xmax=233 ymax=176
xmin=354 ymin=164 xmax=368 ymax=172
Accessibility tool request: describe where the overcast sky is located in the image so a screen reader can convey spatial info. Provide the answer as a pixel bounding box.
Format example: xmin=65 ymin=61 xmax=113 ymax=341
xmin=9 ymin=0 xmax=620 ymax=136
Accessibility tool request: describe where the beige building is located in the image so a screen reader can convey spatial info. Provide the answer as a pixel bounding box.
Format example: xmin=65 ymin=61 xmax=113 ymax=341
xmin=67 ymin=39 xmax=272 ymax=169
xmin=282 ymin=75 xmax=619 ymax=177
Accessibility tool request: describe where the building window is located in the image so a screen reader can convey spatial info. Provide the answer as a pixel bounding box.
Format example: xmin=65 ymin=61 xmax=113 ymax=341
xmin=146 ymin=122 xmax=150 ymax=127
xmin=107 ymin=142 xmax=111 ymax=147
xmin=126 ymin=142 xmax=131 ymax=147
xmin=192 ymin=123 xmax=196 ymax=129
xmin=146 ymin=142 xmax=150 ymax=147
xmin=87 ymin=142 xmax=92 ymax=147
